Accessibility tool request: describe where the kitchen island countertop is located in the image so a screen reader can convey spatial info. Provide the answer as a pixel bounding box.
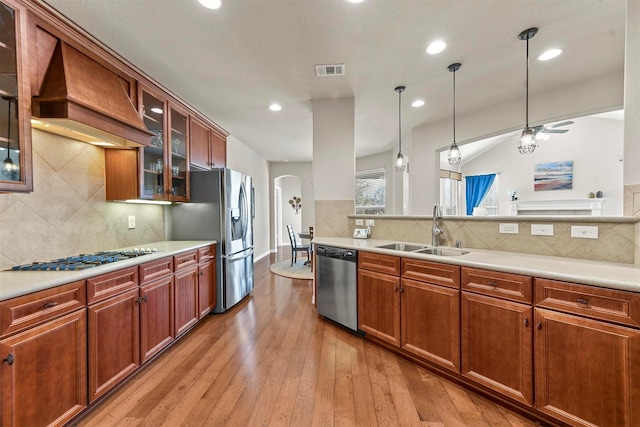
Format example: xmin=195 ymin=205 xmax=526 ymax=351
xmin=313 ymin=237 xmax=640 ymax=294
xmin=0 ymin=241 xmax=216 ymax=301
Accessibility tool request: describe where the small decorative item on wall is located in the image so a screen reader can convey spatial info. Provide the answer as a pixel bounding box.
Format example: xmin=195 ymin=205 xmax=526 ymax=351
xmin=534 ymin=160 xmax=573 ymax=191
xmin=289 ymin=195 xmax=302 ymax=213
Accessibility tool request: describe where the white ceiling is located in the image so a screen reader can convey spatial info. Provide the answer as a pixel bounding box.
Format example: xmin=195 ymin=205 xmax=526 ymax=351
xmin=42 ymin=0 xmax=626 ymax=162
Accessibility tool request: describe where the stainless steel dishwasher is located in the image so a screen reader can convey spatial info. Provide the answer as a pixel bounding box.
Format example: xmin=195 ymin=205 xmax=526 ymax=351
xmin=316 ymin=245 xmax=358 ymax=332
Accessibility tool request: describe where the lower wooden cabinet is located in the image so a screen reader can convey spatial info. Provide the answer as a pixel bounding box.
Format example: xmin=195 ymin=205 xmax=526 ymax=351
xmin=535 ymin=307 xmax=640 ymax=427
xmin=140 ymin=275 xmax=174 ymax=363
xmin=198 ymin=258 xmax=216 ymax=319
xmin=0 ymin=309 xmax=87 ymax=427
xmin=174 ymin=265 xmax=199 ymax=336
xmin=461 ymin=291 xmax=533 ymax=406
xmin=87 ymin=288 xmax=140 ymax=402
xmin=357 ymin=268 xmax=400 ymax=346
xmin=402 ymin=278 xmax=460 ymax=372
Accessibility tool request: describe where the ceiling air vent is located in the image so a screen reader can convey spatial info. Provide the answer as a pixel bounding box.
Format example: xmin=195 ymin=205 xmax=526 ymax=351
xmin=315 ymin=64 xmax=346 ymax=77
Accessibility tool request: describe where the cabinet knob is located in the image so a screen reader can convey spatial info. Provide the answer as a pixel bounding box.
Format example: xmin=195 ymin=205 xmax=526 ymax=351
xmin=487 ymin=281 xmax=499 ymax=288
xmin=394 ymin=286 xmax=398 ymax=293
xmin=523 ymin=318 xmax=529 ymax=327
xmin=536 ymin=321 xmax=543 ymax=330
xmin=4 ymin=353 xmax=14 ymax=366
xmin=399 ymin=287 xmax=404 ymax=294
xmin=43 ymin=301 xmax=58 ymax=309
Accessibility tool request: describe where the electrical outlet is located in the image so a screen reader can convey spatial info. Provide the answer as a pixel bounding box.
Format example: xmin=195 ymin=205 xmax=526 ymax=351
xmin=499 ymin=223 xmax=519 ymax=234
xmin=531 ymin=224 xmax=554 ymax=236
xmin=355 ymin=219 xmax=364 ymax=226
xmin=365 ymin=219 xmax=375 ymax=226
xmin=128 ymin=215 xmax=136 ymax=229
xmin=571 ymin=225 xmax=598 ymax=239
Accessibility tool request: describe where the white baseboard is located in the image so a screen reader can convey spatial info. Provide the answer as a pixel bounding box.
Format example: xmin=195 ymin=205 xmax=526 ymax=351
xmin=254 ymin=250 xmax=272 ymax=262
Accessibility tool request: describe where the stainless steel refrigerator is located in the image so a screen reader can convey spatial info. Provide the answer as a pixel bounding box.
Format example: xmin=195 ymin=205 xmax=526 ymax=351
xmin=170 ymin=168 xmax=254 ymax=313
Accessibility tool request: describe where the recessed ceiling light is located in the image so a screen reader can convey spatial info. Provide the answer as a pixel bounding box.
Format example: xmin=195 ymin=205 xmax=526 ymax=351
xmin=269 ymin=103 xmax=282 ymax=111
xmin=150 ymin=107 xmax=163 ymax=114
xmin=198 ymin=0 xmax=222 ymax=9
xmin=411 ymin=100 xmax=425 ymax=108
xmin=538 ymin=48 xmax=563 ymax=61
xmin=426 ymin=40 xmax=446 ymax=55
xmin=347 ymin=0 xmax=365 ymax=3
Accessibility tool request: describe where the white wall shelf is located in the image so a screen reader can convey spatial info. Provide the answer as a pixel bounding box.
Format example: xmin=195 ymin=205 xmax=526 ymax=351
xmin=508 ymin=199 xmax=606 ymax=216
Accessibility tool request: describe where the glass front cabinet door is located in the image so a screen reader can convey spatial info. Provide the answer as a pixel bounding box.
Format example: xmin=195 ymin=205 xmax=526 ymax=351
xmin=140 ymin=88 xmax=166 ymax=200
xmin=0 ymin=0 xmax=32 ymax=192
xmin=168 ymin=105 xmax=189 ymax=201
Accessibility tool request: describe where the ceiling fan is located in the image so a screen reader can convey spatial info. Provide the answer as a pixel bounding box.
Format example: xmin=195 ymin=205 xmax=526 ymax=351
xmin=531 ymin=120 xmax=574 ymax=141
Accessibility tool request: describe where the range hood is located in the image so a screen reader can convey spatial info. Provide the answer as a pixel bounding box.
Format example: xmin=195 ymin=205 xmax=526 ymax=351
xmin=32 ymin=41 xmax=153 ymax=148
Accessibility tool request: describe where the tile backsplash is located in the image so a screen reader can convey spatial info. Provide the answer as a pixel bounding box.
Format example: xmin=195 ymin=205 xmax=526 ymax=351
xmin=0 ymin=130 xmax=164 ymax=270
xmin=348 ymin=216 xmax=638 ymax=264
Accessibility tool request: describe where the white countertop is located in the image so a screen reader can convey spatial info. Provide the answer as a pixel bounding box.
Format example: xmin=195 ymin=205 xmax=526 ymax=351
xmin=313 ymin=237 xmax=640 ymax=294
xmin=0 ymin=241 xmax=215 ymax=301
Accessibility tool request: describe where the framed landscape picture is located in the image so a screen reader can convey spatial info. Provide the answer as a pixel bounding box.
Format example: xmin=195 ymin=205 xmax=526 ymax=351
xmin=534 ymin=161 xmax=573 ymax=191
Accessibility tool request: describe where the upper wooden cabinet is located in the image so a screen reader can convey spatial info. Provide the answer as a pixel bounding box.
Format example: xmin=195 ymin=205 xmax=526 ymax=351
xmin=190 ymin=115 xmax=226 ymax=170
xmin=0 ymin=0 xmax=32 ymax=192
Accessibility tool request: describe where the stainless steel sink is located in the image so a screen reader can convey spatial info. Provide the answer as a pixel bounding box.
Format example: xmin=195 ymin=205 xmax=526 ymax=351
xmin=414 ymin=247 xmax=469 ymax=256
xmin=375 ymin=243 xmax=427 ymax=252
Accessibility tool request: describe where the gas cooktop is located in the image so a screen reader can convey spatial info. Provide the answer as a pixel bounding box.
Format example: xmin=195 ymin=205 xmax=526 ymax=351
xmin=10 ymin=249 xmax=154 ymax=271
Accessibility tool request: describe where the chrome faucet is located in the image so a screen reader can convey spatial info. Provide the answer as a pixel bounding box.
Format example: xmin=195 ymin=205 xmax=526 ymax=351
xmin=432 ymin=203 xmax=443 ymax=246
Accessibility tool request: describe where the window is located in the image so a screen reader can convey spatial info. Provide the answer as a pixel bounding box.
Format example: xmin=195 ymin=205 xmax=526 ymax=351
xmin=356 ymin=168 xmax=385 ymax=214
xmin=440 ymin=170 xmax=462 ymax=215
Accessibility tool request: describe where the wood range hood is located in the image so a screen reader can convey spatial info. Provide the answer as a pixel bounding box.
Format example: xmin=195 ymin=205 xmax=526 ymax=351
xmin=32 ymin=41 xmax=153 ymax=148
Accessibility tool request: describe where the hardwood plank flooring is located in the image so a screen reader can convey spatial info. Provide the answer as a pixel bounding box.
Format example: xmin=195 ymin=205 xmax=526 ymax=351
xmin=75 ymin=250 xmax=544 ymax=427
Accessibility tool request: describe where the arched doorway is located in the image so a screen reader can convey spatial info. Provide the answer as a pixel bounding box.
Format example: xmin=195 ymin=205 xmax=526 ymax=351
xmin=274 ymin=175 xmax=302 ymax=248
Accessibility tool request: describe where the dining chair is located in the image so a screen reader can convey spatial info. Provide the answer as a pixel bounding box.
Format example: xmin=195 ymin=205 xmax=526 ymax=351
xmin=286 ymin=224 xmax=311 ymax=266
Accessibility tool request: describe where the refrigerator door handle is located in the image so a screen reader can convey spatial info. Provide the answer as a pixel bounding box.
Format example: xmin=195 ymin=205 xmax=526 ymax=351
xmin=222 ymin=248 xmax=254 ymax=262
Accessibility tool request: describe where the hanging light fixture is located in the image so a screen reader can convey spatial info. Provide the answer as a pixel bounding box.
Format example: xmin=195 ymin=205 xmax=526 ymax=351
xmin=517 ymin=27 xmax=538 ymax=154
xmin=2 ymin=97 xmax=15 ymax=177
xmin=447 ymin=63 xmax=462 ymax=165
xmin=394 ymin=85 xmax=407 ymax=172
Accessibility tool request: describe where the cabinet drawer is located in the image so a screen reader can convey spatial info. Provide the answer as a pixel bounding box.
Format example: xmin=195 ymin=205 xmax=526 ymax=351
xmin=174 ymin=250 xmax=198 ymax=271
xmin=402 ymin=258 xmax=460 ymax=289
xmin=198 ymin=245 xmax=216 ymax=263
xmin=535 ymin=278 xmax=640 ymax=328
xmin=462 ymin=267 xmax=532 ymax=303
xmin=87 ymin=266 xmax=138 ymax=304
xmin=0 ymin=281 xmax=86 ymax=337
xmin=359 ymin=252 xmax=400 ymax=276
xmin=139 ymin=256 xmax=173 ymax=284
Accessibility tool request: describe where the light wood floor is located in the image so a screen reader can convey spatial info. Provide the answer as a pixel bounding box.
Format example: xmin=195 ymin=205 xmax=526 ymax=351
xmin=75 ymin=249 xmax=543 ymax=427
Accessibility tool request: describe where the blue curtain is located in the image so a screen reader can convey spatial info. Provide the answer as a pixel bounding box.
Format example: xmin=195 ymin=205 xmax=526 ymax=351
xmin=465 ymin=174 xmax=496 ymax=215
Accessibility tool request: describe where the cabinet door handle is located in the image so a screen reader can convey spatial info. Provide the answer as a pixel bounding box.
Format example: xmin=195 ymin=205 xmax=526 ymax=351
xmin=4 ymin=353 xmax=14 ymax=366
xmin=142 ymin=295 xmax=148 ymax=303
xmin=199 ymin=271 xmax=204 ymax=277
xmin=536 ymin=321 xmax=543 ymax=330
xmin=43 ymin=301 xmax=58 ymax=309
xmin=524 ymin=318 xmax=529 ymax=327
xmin=399 ymin=287 xmax=404 ymax=294
xmin=394 ymin=286 xmax=398 ymax=293
xmin=487 ymin=281 xmax=499 ymax=288
xmin=576 ymin=297 xmax=591 ymax=306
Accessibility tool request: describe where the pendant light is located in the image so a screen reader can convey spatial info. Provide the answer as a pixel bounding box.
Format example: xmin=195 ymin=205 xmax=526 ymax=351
xmin=517 ymin=27 xmax=538 ymax=154
xmin=447 ymin=63 xmax=462 ymax=165
xmin=394 ymin=85 xmax=406 ymax=172
xmin=2 ymin=97 xmax=14 ymax=177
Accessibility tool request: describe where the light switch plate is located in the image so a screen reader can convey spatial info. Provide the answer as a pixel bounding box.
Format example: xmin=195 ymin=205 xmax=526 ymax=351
xmin=355 ymin=219 xmax=364 ymax=226
xmin=128 ymin=215 xmax=135 ymax=229
xmin=365 ymin=219 xmax=375 ymax=226
xmin=499 ymin=223 xmax=519 ymax=234
xmin=531 ymin=224 xmax=554 ymax=236
xmin=571 ymin=225 xmax=598 ymax=239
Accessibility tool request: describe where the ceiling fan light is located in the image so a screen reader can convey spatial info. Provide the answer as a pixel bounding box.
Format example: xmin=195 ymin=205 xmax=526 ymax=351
xmin=395 ymin=152 xmax=406 ymax=172
xmin=447 ymin=142 xmax=461 ymax=165
xmin=518 ymin=127 xmax=537 ymax=154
